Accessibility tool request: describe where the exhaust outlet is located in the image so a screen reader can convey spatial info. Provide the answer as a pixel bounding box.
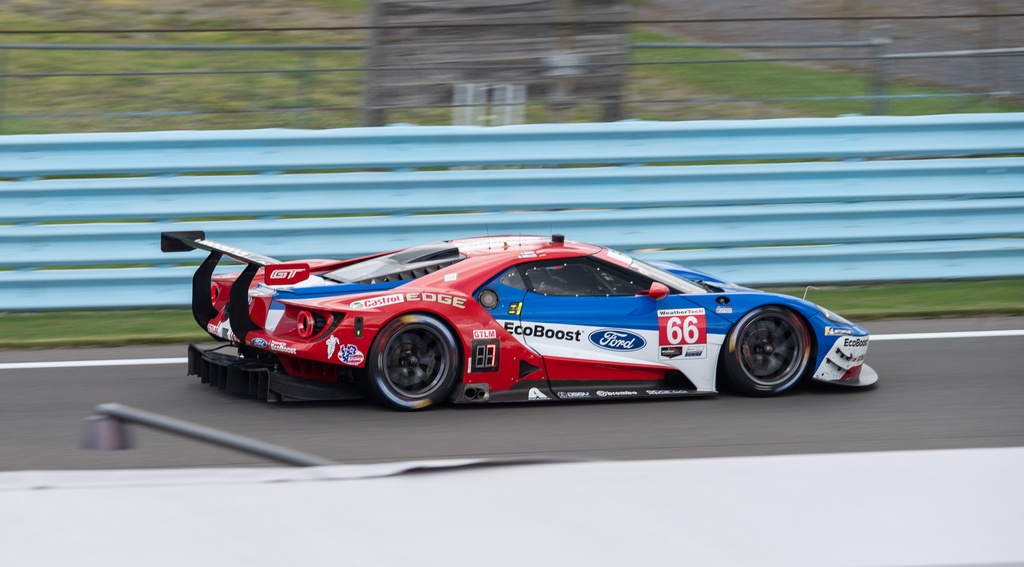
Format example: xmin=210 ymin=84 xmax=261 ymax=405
xmin=459 ymin=384 xmax=489 ymax=402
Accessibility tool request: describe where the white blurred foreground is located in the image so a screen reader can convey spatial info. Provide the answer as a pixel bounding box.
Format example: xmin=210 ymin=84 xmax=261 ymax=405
xmin=2 ymin=447 xmax=1022 ymax=566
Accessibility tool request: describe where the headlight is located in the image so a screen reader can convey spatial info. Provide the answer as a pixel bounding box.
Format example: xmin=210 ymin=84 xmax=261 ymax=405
xmin=819 ymin=306 xmax=852 ymax=325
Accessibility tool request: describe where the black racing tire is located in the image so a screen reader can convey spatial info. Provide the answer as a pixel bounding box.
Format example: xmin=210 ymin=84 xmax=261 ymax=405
xmin=365 ymin=313 xmax=460 ymax=411
xmin=721 ymin=306 xmax=812 ymax=397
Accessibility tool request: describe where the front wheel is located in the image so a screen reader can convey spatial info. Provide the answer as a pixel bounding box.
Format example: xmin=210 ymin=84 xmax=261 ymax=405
xmin=721 ymin=306 xmax=811 ymax=396
xmin=366 ymin=314 xmax=460 ymax=410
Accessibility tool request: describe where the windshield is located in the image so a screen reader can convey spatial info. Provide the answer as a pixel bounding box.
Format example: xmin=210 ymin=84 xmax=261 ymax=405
xmin=603 ymin=249 xmax=707 ymax=295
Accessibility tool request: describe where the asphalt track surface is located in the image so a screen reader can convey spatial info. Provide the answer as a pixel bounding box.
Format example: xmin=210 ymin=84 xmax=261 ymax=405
xmin=2 ymin=317 xmax=1022 ymax=472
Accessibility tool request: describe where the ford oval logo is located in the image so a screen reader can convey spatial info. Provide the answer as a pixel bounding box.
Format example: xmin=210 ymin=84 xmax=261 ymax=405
xmin=251 ymin=338 xmax=268 ymax=348
xmin=588 ymin=329 xmax=646 ymax=352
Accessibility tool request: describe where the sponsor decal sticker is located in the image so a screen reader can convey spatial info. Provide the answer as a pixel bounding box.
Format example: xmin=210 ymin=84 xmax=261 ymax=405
xmin=843 ymin=337 xmax=869 ymax=348
xmin=265 ymin=263 xmax=310 ymax=286
xmin=444 ymin=273 xmax=458 ymax=282
xmin=404 ymin=292 xmax=467 ymax=309
xmin=557 ymin=391 xmax=590 ymax=399
xmin=528 ymin=388 xmax=549 ymax=400
xmin=715 ymin=305 xmax=733 ymax=314
xmin=508 ymin=302 xmax=523 ymax=315
xmin=326 ymin=335 xmax=339 ymax=359
xmin=269 ymin=340 xmax=297 ymax=355
xmin=660 ymin=346 xmax=683 ymax=359
xmin=658 ymin=308 xmax=706 ymax=359
xmin=814 ymin=335 xmax=870 ymax=381
xmin=518 ymin=251 xmax=537 ymax=259
xmin=349 ymin=294 xmax=404 ymax=310
xmin=207 ymin=322 xmax=234 ymax=341
xmin=338 ymin=344 xmax=365 ymax=366
xmin=825 ymin=326 xmax=854 ymax=336
xmin=588 ymin=329 xmax=647 ymax=352
xmin=503 ymin=322 xmax=582 ymax=342
xmin=646 ymin=389 xmax=691 ymax=395
xmin=251 ymin=337 xmax=269 ymax=348
xmin=597 ymin=390 xmax=637 ymax=397
xmin=684 ymin=345 xmax=706 ymax=358
xmin=472 ymin=329 xmax=497 ymax=340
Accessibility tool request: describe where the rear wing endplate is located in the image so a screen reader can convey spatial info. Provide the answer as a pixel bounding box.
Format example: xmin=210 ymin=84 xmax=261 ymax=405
xmin=161 ymin=231 xmax=280 ymax=343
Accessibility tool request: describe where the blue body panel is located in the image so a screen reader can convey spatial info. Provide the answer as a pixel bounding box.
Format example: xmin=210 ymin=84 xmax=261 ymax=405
xmin=477 ymin=260 xmax=870 ymax=383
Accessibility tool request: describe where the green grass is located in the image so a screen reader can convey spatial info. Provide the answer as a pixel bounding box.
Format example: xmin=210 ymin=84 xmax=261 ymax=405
xmin=1 ymin=279 xmax=1021 ymax=348
xmin=0 ymin=310 xmax=208 ymax=348
xmin=628 ymin=30 xmax=1023 ymax=120
xmin=1 ymin=5 xmax=1020 ymax=134
xmin=767 ymin=279 xmax=1024 ymax=320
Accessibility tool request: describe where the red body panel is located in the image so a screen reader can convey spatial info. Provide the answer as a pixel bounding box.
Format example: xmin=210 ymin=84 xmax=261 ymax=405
xmin=201 ymin=236 xmax=623 ymax=395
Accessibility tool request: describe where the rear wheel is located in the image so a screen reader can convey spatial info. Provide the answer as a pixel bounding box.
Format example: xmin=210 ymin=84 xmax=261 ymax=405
xmin=366 ymin=314 xmax=460 ymax=410
xmin=721 ymin=306 xmax=811 ymax=396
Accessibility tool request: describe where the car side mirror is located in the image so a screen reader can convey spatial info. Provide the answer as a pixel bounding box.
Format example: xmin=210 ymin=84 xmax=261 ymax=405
xmin=636 ymin=282 xmax=670 ymax=300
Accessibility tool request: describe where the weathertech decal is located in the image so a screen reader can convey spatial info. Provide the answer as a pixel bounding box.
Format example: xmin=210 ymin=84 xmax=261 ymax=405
xmin=658 ymin=308 xmax=707 ymax=359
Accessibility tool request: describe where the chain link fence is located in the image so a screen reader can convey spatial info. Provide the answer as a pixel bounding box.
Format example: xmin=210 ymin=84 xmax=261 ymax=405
xmin=0 ymin=12 xmax=1020 ymax=133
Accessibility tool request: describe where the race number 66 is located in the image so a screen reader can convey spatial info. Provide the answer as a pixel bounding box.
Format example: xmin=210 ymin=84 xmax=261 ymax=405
xmin=659 ymin=309 xmax=706 ymax=346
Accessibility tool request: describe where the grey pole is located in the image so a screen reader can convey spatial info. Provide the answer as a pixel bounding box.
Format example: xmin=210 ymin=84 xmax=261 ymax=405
xmin=83 ymin=403 xmax=338 ymax=467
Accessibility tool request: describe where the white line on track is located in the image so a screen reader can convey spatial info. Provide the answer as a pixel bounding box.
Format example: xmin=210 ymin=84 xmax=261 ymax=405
xmin=871 ymin=330 xmax=1024 ymax=341
xmin=0 ymin=330 xmax=1020 ymax=370
xmin=0 ymin=358 xmax=187 ymax=370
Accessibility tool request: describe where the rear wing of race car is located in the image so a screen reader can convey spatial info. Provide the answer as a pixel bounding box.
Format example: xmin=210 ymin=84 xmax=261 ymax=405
xmin=161 ymin=231 xmax=308 ymax=343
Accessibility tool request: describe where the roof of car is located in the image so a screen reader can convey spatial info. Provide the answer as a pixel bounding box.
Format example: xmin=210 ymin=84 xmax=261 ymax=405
xmin=448 ymin=235 xmax=602 ymax=258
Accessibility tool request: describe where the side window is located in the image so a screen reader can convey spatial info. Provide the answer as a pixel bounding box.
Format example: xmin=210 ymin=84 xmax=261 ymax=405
xmin=498 ymin=268 xmax=526 ymax=290
xmin=520 ymin=258 xmax=647 ymax=297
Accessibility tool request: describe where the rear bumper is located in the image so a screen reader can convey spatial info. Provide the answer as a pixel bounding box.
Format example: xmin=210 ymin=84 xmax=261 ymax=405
xmin=187 ymin=344 xmax=364 ymax=402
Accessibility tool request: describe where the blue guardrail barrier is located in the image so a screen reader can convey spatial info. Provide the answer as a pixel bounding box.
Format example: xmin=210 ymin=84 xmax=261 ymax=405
xmin=1 ymin=113 xmax=1022 ymax=310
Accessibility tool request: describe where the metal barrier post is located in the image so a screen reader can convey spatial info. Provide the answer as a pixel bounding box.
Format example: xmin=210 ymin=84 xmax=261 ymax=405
xmin=869 ymin=25 xmax=892 ymax=115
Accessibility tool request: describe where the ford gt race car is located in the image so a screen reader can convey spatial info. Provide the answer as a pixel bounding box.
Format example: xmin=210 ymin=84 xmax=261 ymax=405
xmin=162 ymin=231 xmax=877 ymax=410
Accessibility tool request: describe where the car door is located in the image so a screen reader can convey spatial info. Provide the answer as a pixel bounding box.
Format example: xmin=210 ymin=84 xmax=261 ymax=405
xmin=511 ymin=257 xmax=702 ymax=396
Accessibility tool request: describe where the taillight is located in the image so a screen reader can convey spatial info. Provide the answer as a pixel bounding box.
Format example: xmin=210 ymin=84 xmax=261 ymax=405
xmin=296 ymin=310 xmax=315 ymax=339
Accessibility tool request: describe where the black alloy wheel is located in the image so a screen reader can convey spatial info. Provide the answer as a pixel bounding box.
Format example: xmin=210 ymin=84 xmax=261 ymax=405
xmin=721 ymin=306 xmax=812 ymax=396
xmin=366 ymin=314 xmax=460 ymax=410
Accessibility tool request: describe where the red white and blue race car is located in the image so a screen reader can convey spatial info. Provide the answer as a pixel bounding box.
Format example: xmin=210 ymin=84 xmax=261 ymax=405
xmin=162 ymin=232 xmax=876 ymax=410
